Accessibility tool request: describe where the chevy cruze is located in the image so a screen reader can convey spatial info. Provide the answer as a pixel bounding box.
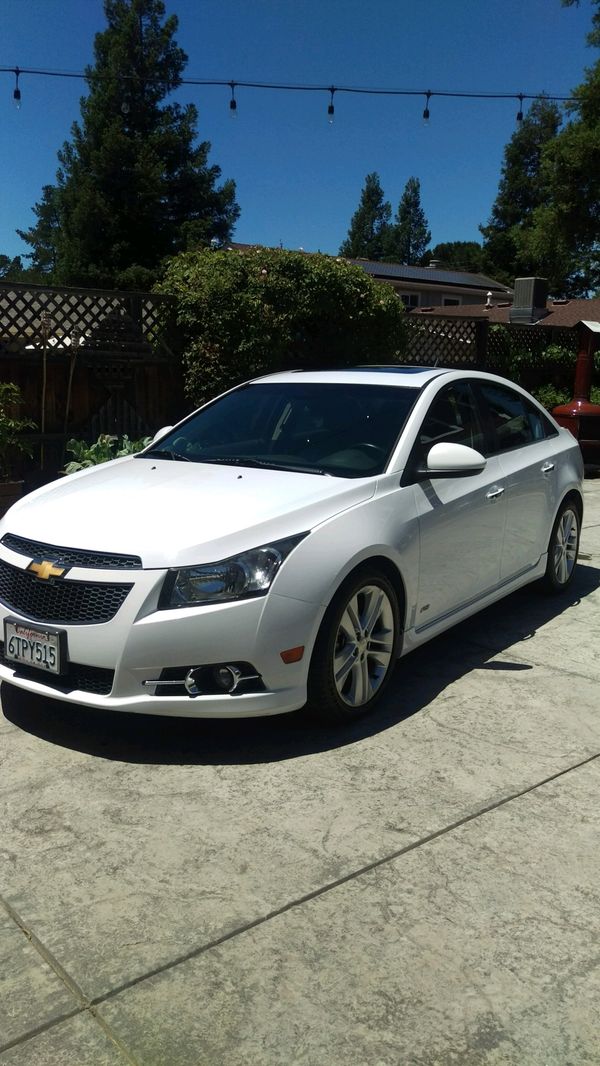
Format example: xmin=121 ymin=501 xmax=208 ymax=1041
xmin=0 ymin=367 xmax=584 ymax=723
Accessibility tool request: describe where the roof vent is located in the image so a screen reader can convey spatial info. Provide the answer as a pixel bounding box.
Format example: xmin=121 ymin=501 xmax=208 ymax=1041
xmin=427 ymin=259 xmax=440 ymax=269
xmin=509 ymin=277 xmax=549 ymax=324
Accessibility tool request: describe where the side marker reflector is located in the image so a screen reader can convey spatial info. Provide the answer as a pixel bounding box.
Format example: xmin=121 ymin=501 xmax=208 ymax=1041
xmin=280 ymin=646 xmax=304 ymax=664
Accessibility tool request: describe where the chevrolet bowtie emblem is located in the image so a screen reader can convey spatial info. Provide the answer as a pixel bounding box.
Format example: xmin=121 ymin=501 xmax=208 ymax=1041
xmin=28 ymin=560 xmax=66 ymax=581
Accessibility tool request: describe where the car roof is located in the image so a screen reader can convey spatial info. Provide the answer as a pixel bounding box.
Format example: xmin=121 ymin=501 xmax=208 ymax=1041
xmin=252 ymin=366 xmax=451 ymax=388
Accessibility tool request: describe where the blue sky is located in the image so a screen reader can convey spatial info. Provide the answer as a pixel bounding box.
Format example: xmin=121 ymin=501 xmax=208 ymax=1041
xmin=0 ymin=0 xmax=595 ymax=265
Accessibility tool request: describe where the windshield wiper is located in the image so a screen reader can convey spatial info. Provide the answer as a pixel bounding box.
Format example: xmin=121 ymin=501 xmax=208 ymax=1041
xmin=199 ymin=456 xmax=329 ymax=475
xmin=136 ymin=448 xmax=192 ymax=462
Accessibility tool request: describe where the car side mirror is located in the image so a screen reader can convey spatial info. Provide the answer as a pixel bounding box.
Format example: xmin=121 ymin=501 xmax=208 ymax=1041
xmin=417 ymin=442 xmax=487 ymax=479
xmin=151 ymin=425 xmax=173 ymax=444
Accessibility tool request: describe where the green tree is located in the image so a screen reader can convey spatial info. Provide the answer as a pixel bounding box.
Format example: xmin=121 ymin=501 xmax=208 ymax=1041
xmin=158 ymin=247 xmax=407 ymax=405
xmin=18 ymin=0 xmax=239 ymax=289
xmin=423 ymin=241 xmax=486 ymax=274
xmin=480 ymin=98 xmax=562 ymax=286
xmin=562 ymin=0 xmax=600 ymax=46
xmin=339 ymin=173 xmax=392 ymax=261
xmin=385 ymin=177 xmax=431 ymax=264
xmin=519 ymin=5 xmax=600 ymax=294
xmin=16 ymin=185 xmax=61 ymax=278
xmin=0 ymin=255 xmax=26 ymax=281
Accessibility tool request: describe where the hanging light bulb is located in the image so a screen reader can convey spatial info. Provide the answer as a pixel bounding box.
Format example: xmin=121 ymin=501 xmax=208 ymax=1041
xmin=13 ymin=67 xmax=21 ymax=110
xmin=327 ymin=86 xmax=335 ymax=125
xmin=516 ymin=94 xmax=524 ymax=123
xmin=229 ymin=81 xmax=237 ymax=117
xmin=422 ymin=91 xmax=431 ymax=125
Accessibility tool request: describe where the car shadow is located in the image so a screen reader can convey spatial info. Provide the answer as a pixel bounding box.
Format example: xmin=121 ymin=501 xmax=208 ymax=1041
xmin=2 ymin=564 xmax=600 ymax=766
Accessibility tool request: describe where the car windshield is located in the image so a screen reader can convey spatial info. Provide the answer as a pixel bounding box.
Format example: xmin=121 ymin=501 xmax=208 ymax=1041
xmin=139 ymin=381 xmax=419 ymax=477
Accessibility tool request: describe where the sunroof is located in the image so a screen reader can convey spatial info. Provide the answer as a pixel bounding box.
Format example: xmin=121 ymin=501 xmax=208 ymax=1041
xmin=351 ymin=365 xmax=441 ymax=374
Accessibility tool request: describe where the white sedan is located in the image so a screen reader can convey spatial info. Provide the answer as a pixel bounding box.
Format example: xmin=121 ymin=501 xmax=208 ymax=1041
xmin=0 ymin=367 xmax=583 ymax=723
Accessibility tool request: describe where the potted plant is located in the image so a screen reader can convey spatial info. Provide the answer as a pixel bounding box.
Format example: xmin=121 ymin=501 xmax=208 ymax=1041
xmin=0 ymin=382 xmax=35 ymax=516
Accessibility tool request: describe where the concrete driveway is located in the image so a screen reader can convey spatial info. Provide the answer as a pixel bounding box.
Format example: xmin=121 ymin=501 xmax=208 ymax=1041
xmin=1 ymin=482 xmax=599 ymax=1065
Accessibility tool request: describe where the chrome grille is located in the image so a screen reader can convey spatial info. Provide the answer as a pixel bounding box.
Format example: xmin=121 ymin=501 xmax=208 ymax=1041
xmin=1 ymin=533 xmax=142 ymax=570
xmin=0 ymin=559 xmax=132 ymax=625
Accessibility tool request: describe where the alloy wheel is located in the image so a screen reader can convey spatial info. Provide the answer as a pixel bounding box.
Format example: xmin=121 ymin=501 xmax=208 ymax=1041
xmin=332 ymin=584 xmax=395 ymax=707
xmin=552 ymin=507 xmax=579 ymax=586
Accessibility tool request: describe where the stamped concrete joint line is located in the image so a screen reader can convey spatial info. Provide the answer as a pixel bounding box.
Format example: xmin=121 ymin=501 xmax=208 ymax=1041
xmin=0 ymin=896 xmax=141 ymax=1065
xmin=40 ymin=749 xmax=600 ymax=1015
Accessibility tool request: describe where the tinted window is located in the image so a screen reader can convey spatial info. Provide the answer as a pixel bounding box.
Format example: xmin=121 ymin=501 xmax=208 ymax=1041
xmin=415 ymin=381 xmax=485 ymax=461
xmin=479 ymin=382 xmax=552 ymax=453
xmin=141 ymin=382 xmax=419 ymax=478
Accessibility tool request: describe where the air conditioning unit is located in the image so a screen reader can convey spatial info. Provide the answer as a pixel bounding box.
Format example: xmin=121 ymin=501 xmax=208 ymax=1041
xmin=509 ymin=277 xmax=549 ymax=324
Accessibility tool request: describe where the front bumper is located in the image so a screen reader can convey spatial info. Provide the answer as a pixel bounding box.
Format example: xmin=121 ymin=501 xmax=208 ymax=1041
xmin=0 ymin=549 xmax=321 ymax=717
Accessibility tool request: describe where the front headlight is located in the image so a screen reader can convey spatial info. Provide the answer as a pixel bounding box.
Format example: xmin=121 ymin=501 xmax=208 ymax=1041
xmin=160 ymin=534 xmax=307 ymax=609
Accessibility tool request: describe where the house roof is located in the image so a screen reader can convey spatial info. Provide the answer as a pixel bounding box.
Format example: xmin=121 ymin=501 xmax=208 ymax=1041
xmin=225 ymin=244 xmax=511 ymax=295
xmin=413 ymin=298 xmax=600 ymax=328
xmin=352 ymin=260 xmax=512 ymax=294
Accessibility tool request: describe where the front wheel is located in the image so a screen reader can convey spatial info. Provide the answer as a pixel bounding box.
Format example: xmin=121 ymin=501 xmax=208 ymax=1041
xmin=306 ymin=568 xmax=401 ymax=723
xmin=542 ymin=501 xmax=581 ymax=593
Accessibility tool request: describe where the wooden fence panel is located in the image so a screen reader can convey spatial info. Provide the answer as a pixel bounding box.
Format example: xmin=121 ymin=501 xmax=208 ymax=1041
xmin=404 ymin=316 xmax=487 ymax=367
xmin=0 ymin=282 xmax=185 ymax=487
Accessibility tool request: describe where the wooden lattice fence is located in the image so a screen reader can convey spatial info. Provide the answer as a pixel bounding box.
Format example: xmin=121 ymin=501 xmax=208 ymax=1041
xmin=0 ymin=281 xmax=174 ymax=353
xmin=0 ymin=282 xmax=184 ymax=487
xmin=404 ymin=315 xmax=580 ymax=378
xmin=404 ymin=316 xmax=488 ymax=367
xmin=486 ymin=323 xmax=578 ymax=368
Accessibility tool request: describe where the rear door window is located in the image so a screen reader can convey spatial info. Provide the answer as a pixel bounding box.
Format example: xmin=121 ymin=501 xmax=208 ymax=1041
xmin=478 ymin=382 xmax=557 ymax=454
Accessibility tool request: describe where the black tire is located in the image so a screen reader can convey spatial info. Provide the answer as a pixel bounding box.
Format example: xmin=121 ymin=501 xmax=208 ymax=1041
xmin=541 ymin=499 xmax=581 ymax=594
xmin=306 ymin=567 xmax=401 ymax=724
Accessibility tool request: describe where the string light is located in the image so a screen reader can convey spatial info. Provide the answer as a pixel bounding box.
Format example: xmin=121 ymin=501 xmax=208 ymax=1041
xmin=13 ymin=66 xmax=21 ymax=109
xmin=327 ymin=86 xmax=335 ymax=125
xmin=1 ymin=66 xmax=577 ymax=122
xmin=422 ymin=90 xmax=431 ymax=125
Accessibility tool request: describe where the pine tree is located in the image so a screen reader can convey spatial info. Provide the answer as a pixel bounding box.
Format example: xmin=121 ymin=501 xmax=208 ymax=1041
xmin=386 ymin=178 xmax=431 ymax=264
xmin=16 ymin=185 xmax=61 ymax=278
xmin=18 ymin=0 xmax=239 ymax=289
xmin=339 ymin=173 xmax=392 ymax=261
xmin=480 ymin=98 xmax=562 ymax=286
xmin=0 ymin=255 xmax=25 ymax=280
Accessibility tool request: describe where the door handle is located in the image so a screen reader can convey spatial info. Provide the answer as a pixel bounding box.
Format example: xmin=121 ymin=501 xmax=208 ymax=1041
xmin=486 ymin=486 xmax=505 ymax=500
xmin=541 ymin=462 xmax=555 ymax=473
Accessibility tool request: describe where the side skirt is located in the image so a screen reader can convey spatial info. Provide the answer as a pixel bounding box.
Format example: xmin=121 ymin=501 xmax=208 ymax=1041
xmin=400 ymin=554 xmax=547 ymax=657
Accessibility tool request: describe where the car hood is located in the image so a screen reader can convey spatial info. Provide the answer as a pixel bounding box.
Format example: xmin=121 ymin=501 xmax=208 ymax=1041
xmin=2 ymin=457 xmax=376 ymax=568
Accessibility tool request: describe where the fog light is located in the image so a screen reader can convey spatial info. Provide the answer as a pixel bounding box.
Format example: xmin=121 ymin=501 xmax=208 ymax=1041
xmin=184 ymin=668 xmax=204 ymax=696
xmin=212 ymin=665 xmax=242 ymax=693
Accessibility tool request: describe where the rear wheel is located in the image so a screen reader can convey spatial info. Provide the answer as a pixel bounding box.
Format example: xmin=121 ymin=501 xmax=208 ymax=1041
xmin=307 ymin=568 xmax=401 ymax=723
xmin=542 ymin=500 xmax=580 ymax=593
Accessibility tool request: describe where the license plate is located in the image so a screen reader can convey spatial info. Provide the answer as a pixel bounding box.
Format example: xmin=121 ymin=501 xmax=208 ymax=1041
xmin=3 ymin=619 xmax=65 ymax=675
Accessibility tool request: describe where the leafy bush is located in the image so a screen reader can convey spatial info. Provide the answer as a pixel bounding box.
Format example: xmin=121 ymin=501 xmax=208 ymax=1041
xmin=532 ymin=383 xmax=600 ymax=411
xmin=488 ymin=328 xmax=577 ymax=383
xmin=0 ymin=382 xmax=35 ymax=481
xmin=157 ymin=247 xmax=408 ymax=405
xmin=63 ymin=434 xmax=151 ymax=474
xmin=486 ymin=326 xmax=600 ymax=403
xmin=531 ymin=384 xmax=572 ymax=410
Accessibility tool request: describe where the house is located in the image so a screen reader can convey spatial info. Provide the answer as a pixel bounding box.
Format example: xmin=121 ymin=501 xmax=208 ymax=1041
xmin=350 ymin=258 xmax=512 ymax=310
xmin=412 ymin=276 xmax=600 ymax=328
